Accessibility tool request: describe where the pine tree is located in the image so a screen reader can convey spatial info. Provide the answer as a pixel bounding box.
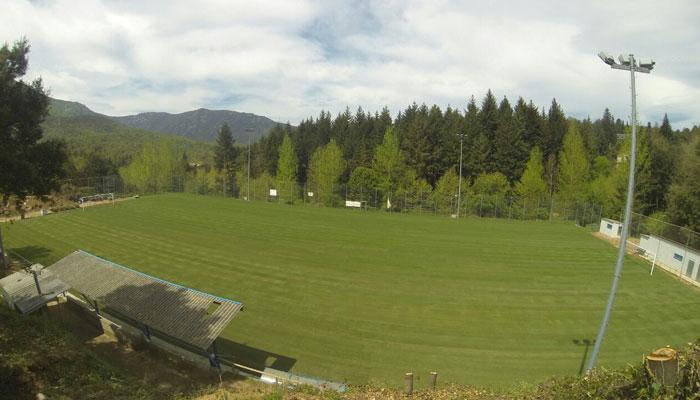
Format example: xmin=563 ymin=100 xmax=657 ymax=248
xmin=595 ymin=108 xmax=617 ymax=157
xmin=635 ymin=129 xmax=675 ymax=214
xmin=492 ymin=97 xmax=528 ymax=182
xmin=1 ymin=38 xmax=67 ymax=215
xmin=578 ymin=117 xmax=595 ymax=162
xmin=667 ymin=138 xmax=700 ymax=233
xmin=214 ymin=123 xmax=240 ymax=196
xmin=659 ymin=113 xmax=673 ymax=140
xmin=400 ymin=103 xmax=431 ymax=183
xmin=463 ymin=96 xmax=487 ymax=178
xmin=515 ymin=98 xmax=544 ymax=149
xmin=479 ymin=90 xmax=499 ymax=172
xmin=543 ymin=99 xmax=568 ymax=162
xmin=424 ymin=104 xmax=447 ymax=186
xmin=439 ymin=106 xmax=462 ymax=186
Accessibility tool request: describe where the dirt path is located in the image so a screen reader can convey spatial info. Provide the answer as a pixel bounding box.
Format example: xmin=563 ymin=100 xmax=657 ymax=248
xmin=0 ymin=196 xmax=134 ymax=223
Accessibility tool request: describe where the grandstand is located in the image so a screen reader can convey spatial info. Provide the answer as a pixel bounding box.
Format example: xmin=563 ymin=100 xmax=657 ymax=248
xmin=48 ymin=250 xmax=243 ymax=362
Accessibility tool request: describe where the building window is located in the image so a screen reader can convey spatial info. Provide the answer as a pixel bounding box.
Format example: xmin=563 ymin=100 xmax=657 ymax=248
xmin=673 ymin=253 xmax=684 ymax=262
xmin=607 ymin=223 xmax=613 ymax=230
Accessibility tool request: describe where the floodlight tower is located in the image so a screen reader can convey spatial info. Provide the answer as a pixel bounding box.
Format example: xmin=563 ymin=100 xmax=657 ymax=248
xmin=586 ymin=52 xmax=654 ymax=372
xmin=456 ymin=133 xmax=466 ymax=217
xmin=246 ymin=128 xmax=253 ymax=201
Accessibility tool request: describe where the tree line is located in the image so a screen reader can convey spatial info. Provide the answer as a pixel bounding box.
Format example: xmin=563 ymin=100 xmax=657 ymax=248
xmin=203 ymin=92 xmax=696 ymax=233
xmin=3 ymin=37 xmax=700 ymax=235
xmin=119 ymin=88 xmax=699 ymax=233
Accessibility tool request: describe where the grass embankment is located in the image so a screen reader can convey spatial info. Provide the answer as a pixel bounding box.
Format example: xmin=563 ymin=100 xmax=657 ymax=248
xmin=3 ymin=193 xmax=699 ymax=388
xmin=0 ymin=306 xmax=155 ymax=399
xmin=1 ymin=305 xmax=698 ymax=400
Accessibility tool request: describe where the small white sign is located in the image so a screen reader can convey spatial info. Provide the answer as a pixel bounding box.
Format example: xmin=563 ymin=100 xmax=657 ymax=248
xmin=345 ymin=200 xmax=362 ymax=208
xmin=307 ymin=192 xmax=314 ymax=197
xmin=269 ymin=189 xmax=277 ymax=197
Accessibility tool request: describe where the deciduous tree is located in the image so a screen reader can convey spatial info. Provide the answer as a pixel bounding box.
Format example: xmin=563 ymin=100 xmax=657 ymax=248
xmin=516 ymin=147 xmax=547 ymax=201
xmin=372 ymin=127 xmax=405 ymax=205
xmin=308 ymin=139 xmax=344 ymax=205
xmin=276 ymin=134 xmax=298 ymax=203
xmin=557 ymin=124 xmax=589 ymax=203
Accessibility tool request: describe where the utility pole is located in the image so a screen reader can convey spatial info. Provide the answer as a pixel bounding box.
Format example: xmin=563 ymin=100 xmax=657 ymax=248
xmin=587 ymin=52 xmax=655 ymax=372
xmin=0 ymin=225 xmax=7 ymax=269
xmin=246 ymin=128 xmax=253 ymax=201
xmin=456 ymin=133 xmax=465 ymax=218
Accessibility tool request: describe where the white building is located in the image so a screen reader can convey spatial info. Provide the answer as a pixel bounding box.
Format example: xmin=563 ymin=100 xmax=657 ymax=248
xmin=0 ymin=264 xmax=70 ymax=314
xmin=640 ymin=234 xmax=700 ymax=283
xmin=599 ymin=218 xmax=622 ymax=238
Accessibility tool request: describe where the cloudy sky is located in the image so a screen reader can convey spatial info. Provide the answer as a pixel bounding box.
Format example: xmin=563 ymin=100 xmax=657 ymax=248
xmin=3 ymin=0 xmax=700 ymax=128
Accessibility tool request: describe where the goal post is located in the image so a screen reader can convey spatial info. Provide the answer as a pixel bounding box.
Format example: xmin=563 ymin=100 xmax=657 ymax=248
xmin=625 ymin=240 xmax=658 ymax=275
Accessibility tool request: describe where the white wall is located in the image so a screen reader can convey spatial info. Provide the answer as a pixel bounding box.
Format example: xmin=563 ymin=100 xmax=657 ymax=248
xmin=599 ymin=218 xmax=622 ymax=238
xmin=640 ymin=234 xmax=700 ymax=281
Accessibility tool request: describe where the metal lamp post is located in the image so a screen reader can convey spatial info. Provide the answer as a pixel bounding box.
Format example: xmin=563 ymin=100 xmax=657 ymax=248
xmin=586 ymin=52 xmax=654 ymax=372
xmin=246 ymin=128 xmax=253 ymax=201
xmin=456 ymin=133 xmax=465 ymax=218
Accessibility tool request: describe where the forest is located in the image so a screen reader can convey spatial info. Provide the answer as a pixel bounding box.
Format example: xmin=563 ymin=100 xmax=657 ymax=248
xmin=3 ymin=38 xmax=698 ymax=233
xmin=117 ymin=90 xmax=698 ymax=232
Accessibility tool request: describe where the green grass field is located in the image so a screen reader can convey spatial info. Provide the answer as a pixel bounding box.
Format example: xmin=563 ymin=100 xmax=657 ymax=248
xmin=3 ymin=193 xmax=699 ymax=389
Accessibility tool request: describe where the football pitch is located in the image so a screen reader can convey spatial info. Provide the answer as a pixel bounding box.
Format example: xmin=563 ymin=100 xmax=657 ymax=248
xmin=3 ymin=193 xmax=699 ymax=389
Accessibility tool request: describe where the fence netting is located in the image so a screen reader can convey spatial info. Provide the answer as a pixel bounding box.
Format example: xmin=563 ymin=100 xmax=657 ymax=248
xmin=52 ymin=174 xmax=609 ymax=225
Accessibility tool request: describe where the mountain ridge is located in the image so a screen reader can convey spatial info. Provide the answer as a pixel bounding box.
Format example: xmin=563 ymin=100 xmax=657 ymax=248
xmin=48 ymin=98 xmax=279 ymax=143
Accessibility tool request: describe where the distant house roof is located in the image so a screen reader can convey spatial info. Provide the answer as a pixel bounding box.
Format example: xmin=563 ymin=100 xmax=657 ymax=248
xmin=48 ymin=250 xmax=243 ymax=350
xmin=0 ymin=264 xmax=71 ymax=314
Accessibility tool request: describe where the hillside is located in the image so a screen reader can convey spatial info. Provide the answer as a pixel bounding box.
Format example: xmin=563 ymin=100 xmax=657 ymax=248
xmin=48 ymin=98 xmax=100 ymax=118
xmin=0 ymin=304 xmax=160 ymax=399
xmin=111 ymin=108 xmax=278 ymax=143
xmin=1 ymin=304 xmax=697 ymax=400
xmin=46 ymin=97 xmax=278 ymax=145
xmin=42 ymin=112 xmax=214 ymax=165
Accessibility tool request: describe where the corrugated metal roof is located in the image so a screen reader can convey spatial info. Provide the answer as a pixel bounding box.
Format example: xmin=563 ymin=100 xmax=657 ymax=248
xmin=49 ymin=250 xmax=243 ymax=350
xmin=0 ymin=266 xmax=71 ymax=314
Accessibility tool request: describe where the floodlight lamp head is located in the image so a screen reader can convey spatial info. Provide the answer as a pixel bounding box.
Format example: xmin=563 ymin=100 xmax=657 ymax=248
xmin=618 ymin=54 xmax=631 ymax=65
xmin=640 ymin=60 xmax=656 ymax=70
xmin=598 ymin=51 xmax=615 ymax=66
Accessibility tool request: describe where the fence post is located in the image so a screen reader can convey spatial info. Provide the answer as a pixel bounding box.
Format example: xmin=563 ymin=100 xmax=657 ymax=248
xmin=508 ymin=196 xmax=512 ymax=219
xmin=637 ymin=214 xmax=642 ymax=238
xmin=404 ymin=373 xmax=413 ymax=395
xmin=429 ymin=371 xmax=437 ymax=389
xmin=549 ymin=195 xmax=554 ymax=222
xmin=681 ymin=230 xmax=691 ymax=278
xmin=419 ymin=187 xmax=422 ymax=214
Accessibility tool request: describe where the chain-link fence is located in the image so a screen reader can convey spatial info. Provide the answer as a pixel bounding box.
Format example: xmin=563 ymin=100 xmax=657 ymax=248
xmin=58 ymin=174 xmax=700 ymax=251
xmin=628 ymin=212 xmax=700 ymax=253
xmin=53 ymin=174 xmax=610 ymax=225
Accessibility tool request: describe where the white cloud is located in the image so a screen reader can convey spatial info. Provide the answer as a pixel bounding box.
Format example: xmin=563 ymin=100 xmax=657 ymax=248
xmin=2 ymin=0 xmax=699 ymax=127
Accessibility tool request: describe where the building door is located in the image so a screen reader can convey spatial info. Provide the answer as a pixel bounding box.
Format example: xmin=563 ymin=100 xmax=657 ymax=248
xmin=685 ymin=260 xmax=695 ymax=278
